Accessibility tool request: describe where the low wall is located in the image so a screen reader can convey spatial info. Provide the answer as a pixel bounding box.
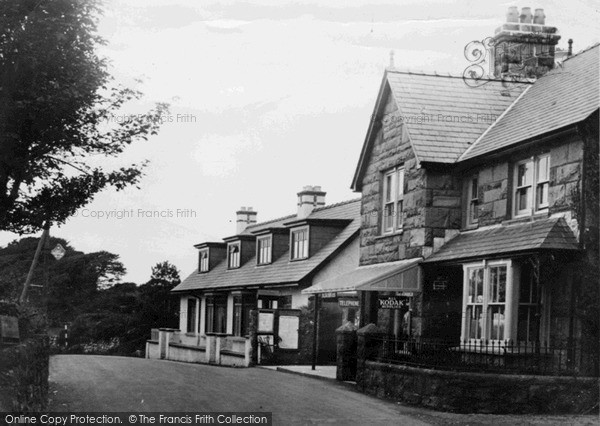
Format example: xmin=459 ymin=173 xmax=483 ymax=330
xmin=146 ymin=341 xmax=160 ymax=359
xmin=168 ymin=343 xmax=206 ymax=363
xmin=0 ymin=335 xmax=49 ymax=412
xmin=360 ymin=361 xmax=599 ymax=414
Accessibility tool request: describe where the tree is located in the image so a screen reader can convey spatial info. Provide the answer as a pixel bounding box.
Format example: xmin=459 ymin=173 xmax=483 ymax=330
xmin=0 ymin=0 xmax=168 ymax=233
xmin=0 ymin=237 xmax=126 ymax=324
xmin=148 ymin=261 xmax=181 ymax=288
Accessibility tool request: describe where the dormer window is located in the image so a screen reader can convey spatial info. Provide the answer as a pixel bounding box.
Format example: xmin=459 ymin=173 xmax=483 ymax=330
xmin=199 ymin=249 xmax=209 ymax=272
xmin=257 ymin=236 xmax=272 ymax=265
xmin=291 ymin=227 xmax=309 ymax=260
xmin=228 ymin=243 xmax=240 ymax=269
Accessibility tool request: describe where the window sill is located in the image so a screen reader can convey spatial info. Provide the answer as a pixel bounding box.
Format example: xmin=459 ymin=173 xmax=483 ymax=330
xmin=505 ymin=211 xmax=549 ymax=225
xmin=289 ymin=257 xmax=308 ymax=262
xmin=374 ymin=230 xmax=404 ymax=240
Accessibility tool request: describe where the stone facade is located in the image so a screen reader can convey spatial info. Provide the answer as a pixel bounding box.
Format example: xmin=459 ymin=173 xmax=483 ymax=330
xmin=360 ymin=93 xmax=461 ymax=266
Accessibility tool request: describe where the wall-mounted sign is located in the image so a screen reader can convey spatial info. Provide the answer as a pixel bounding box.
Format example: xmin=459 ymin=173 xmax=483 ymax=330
xmin=0 ymin=315 xmax=19 ymax=340
xmin=378 ymin=296 xmax=410 ymax=310
xmin=321 ymin=292 xmax=337 ymax=300
xmin=278 ymin=315 xmax=299 ymax=349
xmin=433 ymin=280 xmax=448 ymax=291
xmin=338 ymin=298 xmax=359 ymax=308
xmin=258 ymin=312 xmax=274 ymax=333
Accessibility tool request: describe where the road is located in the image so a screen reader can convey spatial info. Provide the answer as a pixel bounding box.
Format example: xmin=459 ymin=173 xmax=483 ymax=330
xmin=49 ymin=355 xmax=597 ymax=425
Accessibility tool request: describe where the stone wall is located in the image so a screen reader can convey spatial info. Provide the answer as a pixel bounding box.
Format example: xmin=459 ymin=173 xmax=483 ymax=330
xmin=464 ymin=134 xmax=583 ymax=230
xmin=360 ymin=91 xmax=461 ymax=266
xmin=359 ymin=360 xmax=598 ymax=414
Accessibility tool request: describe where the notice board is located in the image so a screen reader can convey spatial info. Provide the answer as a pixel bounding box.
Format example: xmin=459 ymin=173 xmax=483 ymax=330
xmin=278 ymin=315 xmax=299 ymax=349
xmin=258 ymin=311 xmax=275 ymax=333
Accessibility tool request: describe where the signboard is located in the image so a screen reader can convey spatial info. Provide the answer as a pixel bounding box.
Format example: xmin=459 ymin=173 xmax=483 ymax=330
xmin=338 ymin=298 xmax=359 ymax=308
xmin=277 ymin=315 xmax=299 ymax=349
xmin=378 ymin=295 xmax=410 ymax=310
xmin=258 ymin=312 xmax=274 ymax=333
xmin=321 ymin=292 xmax=337 ymax=300
xmin=433 ymin=280 xmax=448 ymax=291
xmin=0 ymin=315 xmax=20 ymax=340
xmin=51 ymin=244 xmax=66 ymax=260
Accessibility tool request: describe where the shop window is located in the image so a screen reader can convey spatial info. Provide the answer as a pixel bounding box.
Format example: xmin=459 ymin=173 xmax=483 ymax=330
xmin=205 ymin=295 xmax=227 ymax=334
xmin=462 ymin=262 xmax=508 ymax=342
xmin=233 ymin=295 xmax=254 ymax=337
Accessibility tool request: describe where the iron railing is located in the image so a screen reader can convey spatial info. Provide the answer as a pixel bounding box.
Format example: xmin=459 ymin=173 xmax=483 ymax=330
xmin=367 ymin=336 xmax=597 ymax=377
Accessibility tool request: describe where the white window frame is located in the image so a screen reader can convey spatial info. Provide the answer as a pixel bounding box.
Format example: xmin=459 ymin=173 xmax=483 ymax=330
xmin=461 ymin=260 xmax=514 ymax=344
xmin=257 ymin=235 xmax=272 ymax=265
xmin=228 ymin=242 xmax=240 ymax=269
xmin=513 ymin=154 xmax=550 ymax=217
xmin=290 ymin=226 xmax=309 ymax=260
xmin=466 ymin=175 xmax=479 ymax=226
xmin=382 ymin=166 xmax=405 ymax=234
xmin=198 ymin=249 xmax=209 ymax=272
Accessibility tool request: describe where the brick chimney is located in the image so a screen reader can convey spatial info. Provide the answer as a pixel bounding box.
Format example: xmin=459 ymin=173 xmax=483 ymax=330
xmin=236 ymin=207 xmax=257 ymax=234
xmin=297 ymin=186 xmax=326 ymax=219
xmin=492 ymin=6 xmax=561 ymax=79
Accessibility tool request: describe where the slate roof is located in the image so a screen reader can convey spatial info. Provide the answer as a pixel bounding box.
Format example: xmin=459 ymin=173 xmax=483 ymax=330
xmin=302 ymin=258 xmax=421 ymax=294
xmin=351 ymin=70 xmax=528 ymax=190
xmin=424 ymin=216 xmax=579 ymax=263
xmin=460 ymin=44 xmax=600 ymax=161
xmin=172 ymin=199 xmax=361 ymax=293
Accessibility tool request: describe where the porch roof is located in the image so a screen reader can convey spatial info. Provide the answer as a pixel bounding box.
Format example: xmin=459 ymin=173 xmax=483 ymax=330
xmin=424 ymin=216 xmax=579 ymax=264
xmin=302 ymin=257 xmax=422 ymax=294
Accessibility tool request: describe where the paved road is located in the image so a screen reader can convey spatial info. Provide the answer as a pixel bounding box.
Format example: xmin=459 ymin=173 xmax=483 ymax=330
xmin=49 ymin=355 xmax=597 ymax=425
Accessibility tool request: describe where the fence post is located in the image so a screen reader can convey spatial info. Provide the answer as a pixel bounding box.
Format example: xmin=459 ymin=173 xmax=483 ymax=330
xmin=336 ymin=321 xmax=358 ymax=381
xmin=356 ymin=323 xmax=383 ymax=390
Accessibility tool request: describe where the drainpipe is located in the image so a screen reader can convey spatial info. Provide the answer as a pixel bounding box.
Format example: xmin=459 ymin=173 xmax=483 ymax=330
xmin=311 ymin=294 xmax=320 ymax=370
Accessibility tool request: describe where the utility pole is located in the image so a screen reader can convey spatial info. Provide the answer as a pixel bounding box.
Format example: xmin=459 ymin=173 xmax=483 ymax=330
xmin=18 ymin=222 xmax=50 ymax=305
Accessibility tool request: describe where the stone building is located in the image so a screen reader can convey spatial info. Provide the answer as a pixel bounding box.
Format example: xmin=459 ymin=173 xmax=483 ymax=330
xmin=347 ymin=7 xmax=599 ymax=381
xmin=147 ymin=187 xmax=362 ymax=366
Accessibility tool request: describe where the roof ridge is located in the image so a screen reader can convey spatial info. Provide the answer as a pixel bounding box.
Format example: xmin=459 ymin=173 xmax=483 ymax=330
xmin=458 ymin=83 xmax=533 ymax=162
xmin=311 ymin=197 xmax=361 ymax=213
xmin=561 ymin=42 xmax=600 ymax=63
xmin=386 ymin=68 xmax=535 ymax=83
xmin=245 ymin=213 xmax=297 ymax=230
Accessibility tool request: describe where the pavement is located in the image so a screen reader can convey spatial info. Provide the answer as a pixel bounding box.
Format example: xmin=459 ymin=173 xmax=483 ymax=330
xmin=49 ymin=355 xmax=598 ymax=425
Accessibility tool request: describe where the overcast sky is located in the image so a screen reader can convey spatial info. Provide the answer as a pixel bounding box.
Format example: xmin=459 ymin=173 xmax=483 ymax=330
xmin=1 ymin=0 xmax=598 ymax=284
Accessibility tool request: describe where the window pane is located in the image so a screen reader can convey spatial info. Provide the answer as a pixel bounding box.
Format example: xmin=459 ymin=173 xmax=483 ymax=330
xmin=384 ymin=204 xmax=394 ymax=231
xmin=396 ymin=200 xmax=403 ymax=229
xmin=385 ymin=174 xmax=393 ymax=202
xmin=467 ymin=305 xmax=483 ymax=339
xmin=471 ymin=178 xmax=478 ymax=199
xmin=537 ymin=182 xmax=548 ymax=208
xmin=517 ymin=162 xmax=532 ymax=186
xmin=468 ymin=268 xmax=484 ymax=303
xmin=536 ymin=156 xmax=549 ymax=182
xmin=488 ymin=306 xmax=505 ymax=340
xmin=489 ymin=266 xmax=506 ymax=303
xmin=397 ymin=169 xmax=404 ymax=200
xmin=517 ymin=187 xmax=530 ymax=211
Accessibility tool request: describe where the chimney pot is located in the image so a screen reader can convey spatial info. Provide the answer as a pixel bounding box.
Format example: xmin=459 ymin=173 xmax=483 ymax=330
xmin=236 ymin=206 xmax=258 ymax=234
xmin=533 ymin=8 xmax=545 ymax=25
xmin=297 ymin=186 xmax=326 ymax=219
xmin=520 ymin=7 xmax=532 ymax=23
xmin=568 ymin=39 xmax=573 ymax=57
xmin=506 ymin=6 xmax=519 ymax=23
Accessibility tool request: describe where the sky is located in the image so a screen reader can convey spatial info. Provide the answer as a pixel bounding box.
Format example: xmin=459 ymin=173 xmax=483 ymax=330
xmin=1 ymin=0 xmax=598 ymax=284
